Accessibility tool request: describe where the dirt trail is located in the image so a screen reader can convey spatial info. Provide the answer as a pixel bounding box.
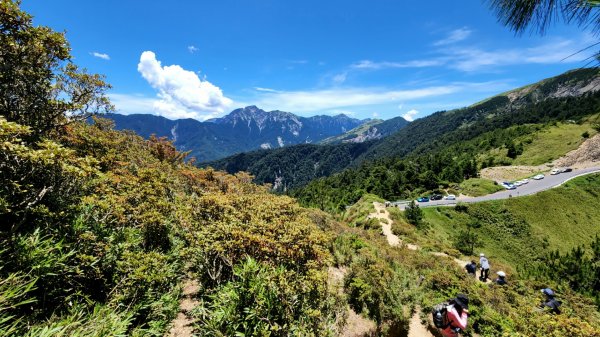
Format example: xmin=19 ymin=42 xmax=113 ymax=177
xmin=330 ymin=266 xmax=378 ymax=337
xmin=165 ymin=279 xmax=200 ymax=337
xmin=407 ymin=307 xmax=434 ymax=337
xmin=369 ymin=202 xmax=419 ymax=250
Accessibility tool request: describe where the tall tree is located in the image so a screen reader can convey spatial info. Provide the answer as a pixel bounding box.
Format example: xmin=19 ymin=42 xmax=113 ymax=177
xmin=0 ymin=0 xmax=113 ymax=137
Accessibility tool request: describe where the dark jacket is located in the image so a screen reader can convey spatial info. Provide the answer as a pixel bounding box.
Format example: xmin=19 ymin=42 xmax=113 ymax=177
xmin=495 ymin=277 xmax=507 ymax=285
xmin=543 ymin=298 xmax=562 ymax=314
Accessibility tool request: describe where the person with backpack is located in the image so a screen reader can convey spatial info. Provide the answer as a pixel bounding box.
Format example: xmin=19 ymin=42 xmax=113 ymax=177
xmin=479 ymin=253 xmax=490 ymax=281
xmin=465 ymin=261 xmax=477 ymax=277
xmin=540 ymin=288 xmax=562 ymax=314
xmin=433 ymin=294 xmax=469 ymax=337
xmin=494 ymin=271 xmax=507 ymax=285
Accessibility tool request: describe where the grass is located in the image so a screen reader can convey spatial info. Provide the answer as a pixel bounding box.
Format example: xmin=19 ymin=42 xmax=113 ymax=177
xmin=481 ymin=114 xmax=599 ymax=167
xmin=458 ymin=178 xmax=503 ymax=196
xmin=505 ymin=173 xmax=600 ymax=253
xmin=342 ymin=193 xmax=383 ymax=229
xmin=419 ymin=173 xmax=600 ymax=269
xmin=514 ymin=119 xmax=599 ymax=165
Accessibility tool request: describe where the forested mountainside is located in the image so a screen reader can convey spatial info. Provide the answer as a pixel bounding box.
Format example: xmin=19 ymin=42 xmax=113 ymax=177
xmin=106 ymin=106 xmax=366 ymax=162
xmin=210 ymin=68 xmax=600 ymax=193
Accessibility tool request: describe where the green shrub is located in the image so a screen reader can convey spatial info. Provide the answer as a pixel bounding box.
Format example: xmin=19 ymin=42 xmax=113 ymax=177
xmin=193 ymin=258 xmax=341 ymax=336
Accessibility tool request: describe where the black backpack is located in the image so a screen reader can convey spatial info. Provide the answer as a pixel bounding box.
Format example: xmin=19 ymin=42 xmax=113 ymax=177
xmin=432 ymin=302 xmax=450 ymax=329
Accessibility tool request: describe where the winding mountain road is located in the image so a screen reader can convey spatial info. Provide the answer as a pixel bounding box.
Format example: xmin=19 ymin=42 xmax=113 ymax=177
xmin=398 ymin=167 xmax=600 ymax=210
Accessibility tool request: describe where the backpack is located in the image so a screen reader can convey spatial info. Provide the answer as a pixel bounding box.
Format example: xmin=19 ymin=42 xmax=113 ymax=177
xmin=432 ymin=302 xmax=451 ymax=329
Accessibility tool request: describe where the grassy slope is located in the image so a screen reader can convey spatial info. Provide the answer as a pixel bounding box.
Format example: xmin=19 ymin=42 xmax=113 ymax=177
xmin=508 ymin=173 xmax=600 ymax=251
xmin=480 ymin=114 xmax=600 ymax=167
xmin=419 ymin=173 xmax=600 ymax=268
xmin=342 ymin=193 xmax=384 ymax=229
xmin=514 ymin=116 xmax=599 ymax=165
xmin=458 ymin=178 xmax=504 ymax=196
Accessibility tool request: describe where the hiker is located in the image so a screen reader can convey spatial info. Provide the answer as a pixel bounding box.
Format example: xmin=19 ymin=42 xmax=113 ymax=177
xmin=540 ymin=288 xmax=562 ymax=314
xmin=494 ymin=271 xmax=507 ymax=285
xmin=465 ymin=260 xmax=477 ymax=277
xmin=441 ymin=294 xmax=469 ymax=337
xmin=479 ymin=253 xmax=490 ymax=281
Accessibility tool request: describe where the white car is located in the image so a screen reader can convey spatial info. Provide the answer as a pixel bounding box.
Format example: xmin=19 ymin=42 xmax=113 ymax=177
xmin=514 ymin=181 xmax=524 ymax=187
xmin=532 ymin=174 xmax=544 ymax=180
xmin=501 ymin=182 xmax=516 ymax=190
xmin=521 ymin=178 xmax=529 ymax=184
xmin=445 ymin=194 xmax=456 ymax=200
xmin=550 ymin=168 xmax=561 ymax=175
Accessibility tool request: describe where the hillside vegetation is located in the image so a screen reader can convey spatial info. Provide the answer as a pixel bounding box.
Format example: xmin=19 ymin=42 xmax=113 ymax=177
xmin=417 ymin=174 xmax=600 ymax=265
xmin=0 ymin=3 xmax=342 ymax=335
xmin=3 ymin=2 xmax=600 ymax=336
xmin=330 ymin=195 xmax=600 ymax=336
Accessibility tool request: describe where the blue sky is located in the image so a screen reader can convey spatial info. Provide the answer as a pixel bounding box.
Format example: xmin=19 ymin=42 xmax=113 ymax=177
xmin=24 ymin=0 xmax=596 ymax=121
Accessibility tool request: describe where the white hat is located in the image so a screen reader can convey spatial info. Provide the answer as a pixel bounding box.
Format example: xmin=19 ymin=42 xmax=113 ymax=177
xmin=497 ymin=271 xmax=506 ymax=277
xmin=480 ymin=253 xmax=485 ymax=257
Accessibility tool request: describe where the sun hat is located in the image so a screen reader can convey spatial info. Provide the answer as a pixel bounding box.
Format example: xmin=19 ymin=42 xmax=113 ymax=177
xmin=454 ymin=294 xmax=469 ymax=309
xmin=480 ymin=253 xmax=485 ymax=257
xmin=497 ymin=271 xmax=506 ymax=277
xmin=542 ymin=288 xmax=555 ymax=296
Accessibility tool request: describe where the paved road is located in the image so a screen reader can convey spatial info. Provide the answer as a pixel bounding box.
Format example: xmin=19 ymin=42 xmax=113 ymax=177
xmin=397 ymin=166 xmax=600 ymax=210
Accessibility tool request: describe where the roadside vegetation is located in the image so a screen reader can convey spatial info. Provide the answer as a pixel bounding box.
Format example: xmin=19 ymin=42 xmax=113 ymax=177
xmin=417 ymin=174 xmax=600 ymax=267
xmin=458 ymin=178 xmax=503 ymax=197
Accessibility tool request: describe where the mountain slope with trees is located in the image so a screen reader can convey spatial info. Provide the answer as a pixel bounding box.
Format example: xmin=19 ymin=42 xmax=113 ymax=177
xmin=211 ymin=68 xmax=600 ymax=193
xmin=319 ymin=116 xmax=409 ymax=144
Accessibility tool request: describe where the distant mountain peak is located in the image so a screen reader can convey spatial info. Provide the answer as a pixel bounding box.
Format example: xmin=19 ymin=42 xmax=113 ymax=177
xmin=105 ymin=106 xmax=368 ymax=162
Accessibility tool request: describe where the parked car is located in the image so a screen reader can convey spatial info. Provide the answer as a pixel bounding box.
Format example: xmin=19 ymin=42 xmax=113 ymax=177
xmin=521 ymin=178 xmax=529 ymax=184
xmin=430 ymin=194 xmax=443 ymax=200
xmin=417 ymin=197 xmax=429 ymax=202
xmin=532 ymin=174 xmax=544 ymax=180
xmin=501 ymin=182 xmax=516 ymax=190
xmin=561 ymin=167 xmax=573 ymax=173
xmin=445 ymin=194 xmax=456 ymax=200
xmin=550 ymin=168 xmax=561 ymax=175
xmin=514 ymin=180 xmax=524 ymax=187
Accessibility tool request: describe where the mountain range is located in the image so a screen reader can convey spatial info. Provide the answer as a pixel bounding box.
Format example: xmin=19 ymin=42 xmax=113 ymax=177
xmin=104 ymin=106 xmax=384 ymax=162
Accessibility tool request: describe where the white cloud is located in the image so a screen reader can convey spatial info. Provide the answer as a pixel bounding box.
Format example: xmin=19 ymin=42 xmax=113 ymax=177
xmin=109 ymin=93 xmax=156 ymax=114
xmin=332 ymin=72 xmax=348 ymax=84
xmin=447 ymin=38 xmax=589 ymax=71
xmin=351 ymin=59 xmax=444 ymax=70
xmin=250 ymin=81 xmax=503 ymax=113
xmin=188 ymin=45 xmax=199 ymax=53
xmin=137 ymin=51 xmax=232 ymax=120
xmin=433 ymin=27 xmax=472 ymax=46
xmin=91 ymin=52 xmax=110 ymax=60
xmin=401 ymin=109 xmax=419 ymax=122
xmin=349 ymin=36 xmax=591 ymax=74
xmin=254 ymin=87 xmax=280 ymax=93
